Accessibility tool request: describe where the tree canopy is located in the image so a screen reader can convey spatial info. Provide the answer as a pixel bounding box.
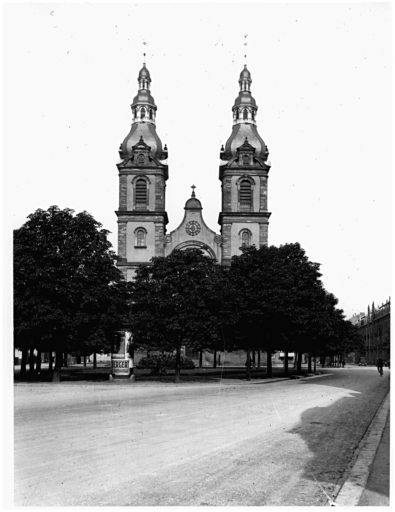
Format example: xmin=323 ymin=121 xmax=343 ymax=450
xmin=129 ymin=248 xmax=236 ymax=382
xmin=14 ymin=206 xmax=131 ymax=380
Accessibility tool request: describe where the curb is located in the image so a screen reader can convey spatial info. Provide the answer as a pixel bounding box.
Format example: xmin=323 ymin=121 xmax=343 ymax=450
xmin=333 ymin=390 xmax=390 ymax=506
xmin=206 ymin=373 xmax=331 ymax=386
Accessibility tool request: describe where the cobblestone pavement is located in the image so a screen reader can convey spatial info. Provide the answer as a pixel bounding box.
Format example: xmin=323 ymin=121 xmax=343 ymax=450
xmin=13 ymin=367 xmax=389 ymax=506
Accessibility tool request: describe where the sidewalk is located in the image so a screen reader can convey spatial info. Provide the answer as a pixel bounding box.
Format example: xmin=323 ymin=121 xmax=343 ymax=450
xmin=334 ymin=391 xmax=390 ymax=506
xmin=357 ymin=413 xmax=390 ymax=506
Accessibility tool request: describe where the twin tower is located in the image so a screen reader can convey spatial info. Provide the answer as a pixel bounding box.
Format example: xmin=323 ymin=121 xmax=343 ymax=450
xmin=116 ymin=63 xmax=272 ymax=280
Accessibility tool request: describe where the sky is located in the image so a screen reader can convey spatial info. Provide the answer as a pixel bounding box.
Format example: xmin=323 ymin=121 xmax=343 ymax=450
xmin=3 ymin=1 xmax=392 ymax=319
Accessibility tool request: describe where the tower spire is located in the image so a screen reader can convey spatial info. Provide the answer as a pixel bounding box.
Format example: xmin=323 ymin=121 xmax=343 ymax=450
xmin=118 ymin=63 xmax=167 ymax=161
xmin=221 ymin=67 xmax=269 ymax=162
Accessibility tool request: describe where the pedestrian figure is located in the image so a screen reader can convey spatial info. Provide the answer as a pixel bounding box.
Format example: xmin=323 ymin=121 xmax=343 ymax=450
xmin=376 ymin=357 xmax=384 ymax=376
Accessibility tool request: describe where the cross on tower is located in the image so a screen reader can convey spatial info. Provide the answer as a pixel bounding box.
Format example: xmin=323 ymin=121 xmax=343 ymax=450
xmin=191 ymin=184 xmax=196 ymax=197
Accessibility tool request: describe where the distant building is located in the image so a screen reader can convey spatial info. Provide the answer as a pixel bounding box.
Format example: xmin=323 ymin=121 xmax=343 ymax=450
xmin=352 ymin=299 xmax=391 ymax=364
xmin=349 ymin=312 xmax=365 ymax=326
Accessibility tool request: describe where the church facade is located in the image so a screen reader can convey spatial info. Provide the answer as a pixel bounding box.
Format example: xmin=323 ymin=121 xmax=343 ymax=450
xmin=115 ymin=63 xmax=271 ymax=280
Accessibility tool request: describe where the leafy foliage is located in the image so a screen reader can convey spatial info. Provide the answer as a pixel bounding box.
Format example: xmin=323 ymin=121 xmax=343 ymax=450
xmin=14 ymin=206 xmax=131 ymax=376
xmin=130 ymin=248 xmax=236 ymax=381
xmin=228 ymin=243 xmax=357 ymax=374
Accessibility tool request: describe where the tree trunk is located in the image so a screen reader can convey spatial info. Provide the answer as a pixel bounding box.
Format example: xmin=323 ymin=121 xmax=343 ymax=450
xmin=252 ymin=350 xmax=256 ymax=368
xmin=257 ymin=350 xmax=261 ymax=369
xmin=36 ymin=349 xmax=42 ymax=373
xmin=246 ymin=348 xmax=251 ymax=381
xmin=29 ymin=348 xmax=35 ymax=374
xmin=293 ymin=351 xmax=297 ymax=369
xmin=213 ymin=351 xmax=217 ymax=368
xmin=83 ymin=354 xmax=87 ymax=367
xmin=21 ymin=348 xmax=28 ymax=376
xmin=266 ymin=349 xmax=273 ymax=378
xmin=93 ymin=352 xmax=97 ymax=369
xmin=49 ymin=352 xmax=53 ymax=372
xmin=174 ymin=344 xmax=181 ymax=384
xmin=199 ymin=350 xmax=203 ymax=370
xmin=52 ymin=349 xmax=63 ymax=382
xmin=218 ymin=353 xmax=221 ymax=366
xmin=63 ymin=352 xmax=68 ymax=367
xmin=321 ymin=356 xmax=325 ymax=368
xmin=297 ymin=351 xmax=303 ymax=374
xmin=314 ymin=356 xmax=317 ymax=373
xmin=284 ymin=349 xmax=289 ymax=375
xmin=308 ymin=353 xmax=312 ymax=373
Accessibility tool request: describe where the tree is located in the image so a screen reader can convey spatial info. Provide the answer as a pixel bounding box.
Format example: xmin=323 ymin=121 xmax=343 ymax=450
xmin=14 ymin=206 xmax=131 ymax=381
xmin=229 ymin=243 xmax=325 ymax=378
xmin=130 ymin=249 xmax=235 ymax=383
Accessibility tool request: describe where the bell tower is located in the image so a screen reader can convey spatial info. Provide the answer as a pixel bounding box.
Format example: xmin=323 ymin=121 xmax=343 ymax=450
xmin=116 ymin=61 xmax=169 ymax=280
xmin=218 ymin=65 xmax=271 ymax=265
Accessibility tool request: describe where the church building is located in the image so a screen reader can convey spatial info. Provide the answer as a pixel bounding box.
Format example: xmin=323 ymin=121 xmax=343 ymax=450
xmin=115 ymin=62 xmax=271 ymax=280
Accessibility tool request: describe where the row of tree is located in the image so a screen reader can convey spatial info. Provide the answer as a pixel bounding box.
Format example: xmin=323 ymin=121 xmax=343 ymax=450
xmin=129 ymin=244 xmax=364 ymax=382
xmin=14 ymin=206 xmax=364 ymax=383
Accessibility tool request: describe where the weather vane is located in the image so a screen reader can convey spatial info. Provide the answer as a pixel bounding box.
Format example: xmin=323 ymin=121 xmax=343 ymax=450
xmin=191 ymin=184 xmax=196 ymax=197
xmin=143 ymin=41 xmax=147 ymax=64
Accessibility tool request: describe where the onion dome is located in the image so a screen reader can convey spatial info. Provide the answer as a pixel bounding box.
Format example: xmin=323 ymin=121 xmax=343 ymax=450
xmin=119 ymin=63 xmax=166 ymax=160
xmin=138 ymin=63 xmax=151 ymax=80
xmin=239 ymin=65 xmax=251 ymax=81
xmin=222 ymin=66 xmax=269 ymax=162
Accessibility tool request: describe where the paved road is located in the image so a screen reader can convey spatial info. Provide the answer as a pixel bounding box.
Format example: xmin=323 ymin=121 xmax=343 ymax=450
xmin=14 ymin=367 xmax=389 ymax=506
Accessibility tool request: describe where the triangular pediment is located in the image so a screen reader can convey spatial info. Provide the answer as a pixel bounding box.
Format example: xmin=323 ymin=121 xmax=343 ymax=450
xmin=131 ymin=136 xmax=151 ymax=152
xmin=236 ymin=137 xmax=256 ymax=153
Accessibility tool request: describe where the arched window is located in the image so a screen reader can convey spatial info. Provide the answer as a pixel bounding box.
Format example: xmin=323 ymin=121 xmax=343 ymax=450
xmin=241 ymin=230 xmax=251 ymax=247
xmin=135 ymin=228 xmax=147 ymax=247
xmin=243 ymin=155 xmax=250 ymax=165
xmin=135 ymin=179 xmax=148 ymax=208
xmin=235 ymin=109 xmax=239 ymax=120
xmin=243 ymin=109 xmax=248 ymax=120
xmin=140 ymin=108 xmax=145 ymax=119
xmin=251 ymin=110 xmax=255 ymax=121
xmin=239 ymin=179 xmax=252 ymax=211
xmin=138 ymin=153 xmax=145 ymax=164
xmin=149 ymin=109 xmax=153 ymax=120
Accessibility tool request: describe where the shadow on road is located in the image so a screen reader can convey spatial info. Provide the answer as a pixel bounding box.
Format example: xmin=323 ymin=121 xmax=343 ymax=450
xmin=287 ymin=372 xmax=389 ymax=501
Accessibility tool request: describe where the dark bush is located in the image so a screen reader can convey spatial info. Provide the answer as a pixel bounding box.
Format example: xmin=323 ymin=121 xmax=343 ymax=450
xmin=138 ymin=354 xmax=195 ymax=375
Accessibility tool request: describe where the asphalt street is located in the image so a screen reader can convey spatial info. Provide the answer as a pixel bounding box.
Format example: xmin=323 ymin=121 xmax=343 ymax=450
xmin=14 ymin=366 xmax=389 ymax=506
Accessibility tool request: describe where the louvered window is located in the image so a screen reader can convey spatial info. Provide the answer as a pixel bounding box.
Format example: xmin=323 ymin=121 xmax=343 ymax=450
xmin=141 ymin=108 xmax=145 ymax=119
xmin=240 ymin=180 xmax=252 ymax=211
xmin=135 ymin=179 xmax=147 ymax=209
xmin=243 ymin=109 xmax=248 ymax=120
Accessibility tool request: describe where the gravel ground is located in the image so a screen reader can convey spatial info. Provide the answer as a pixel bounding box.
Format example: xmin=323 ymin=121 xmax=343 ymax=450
xmin=14 ymin=367 xmax=389 ymax=506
